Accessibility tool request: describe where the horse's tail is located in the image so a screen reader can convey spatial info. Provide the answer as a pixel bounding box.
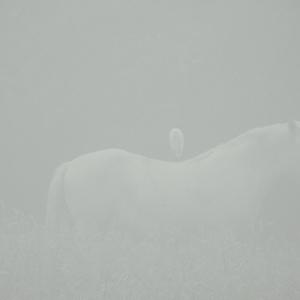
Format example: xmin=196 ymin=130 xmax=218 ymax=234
xmin=42 ymin=162 xmax=72 ymax=295
xmin=45 ymin=162 xmax=71 ymax=243
xmin=169 ymin=128 xmax=185 ymax=160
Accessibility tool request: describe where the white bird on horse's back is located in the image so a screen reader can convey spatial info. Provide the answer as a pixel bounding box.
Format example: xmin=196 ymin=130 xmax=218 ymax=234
xmin=169 ymin=128 xmax=184 ymax=160
xmin=46 ymin=121 xmax=300 ymax=243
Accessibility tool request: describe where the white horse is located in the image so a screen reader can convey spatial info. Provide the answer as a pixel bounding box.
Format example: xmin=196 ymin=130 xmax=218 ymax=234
xmin=46 ymin=121 xmax=300 ymax=242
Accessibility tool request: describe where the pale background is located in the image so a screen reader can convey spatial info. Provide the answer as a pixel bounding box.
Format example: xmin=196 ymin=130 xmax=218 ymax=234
xmin=1 ymin=0 xmax=299 ymax=218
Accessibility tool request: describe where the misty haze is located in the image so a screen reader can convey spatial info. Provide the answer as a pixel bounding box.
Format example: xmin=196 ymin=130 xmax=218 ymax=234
xmin=1 ymin=1 xmax=300 ymax=299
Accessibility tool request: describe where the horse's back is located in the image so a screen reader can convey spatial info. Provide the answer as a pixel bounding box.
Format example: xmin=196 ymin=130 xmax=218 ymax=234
xmin=60 ymin=149 xmax=203 ymax=237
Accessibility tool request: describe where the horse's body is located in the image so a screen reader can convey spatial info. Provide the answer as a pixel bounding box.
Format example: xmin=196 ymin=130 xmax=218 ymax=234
xmin=46 ymin=121 xmax=300 ymax=242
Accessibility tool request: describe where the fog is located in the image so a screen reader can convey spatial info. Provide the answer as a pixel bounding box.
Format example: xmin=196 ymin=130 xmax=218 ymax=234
xmin=1 ymin=0 xmax=300 ymax=299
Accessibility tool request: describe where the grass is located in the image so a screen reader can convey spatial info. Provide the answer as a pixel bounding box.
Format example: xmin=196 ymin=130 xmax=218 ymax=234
xmin=1 ymin=210 xmax=300 ymax=300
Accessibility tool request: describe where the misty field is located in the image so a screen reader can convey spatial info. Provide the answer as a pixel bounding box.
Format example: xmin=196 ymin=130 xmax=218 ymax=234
xmin=1 ymin=210 xmax=300 ymax=300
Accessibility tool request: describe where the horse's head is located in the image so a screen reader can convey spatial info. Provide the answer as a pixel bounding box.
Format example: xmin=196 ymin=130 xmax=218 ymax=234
xmin=255 ymin=121 xmax=300 ymax=239
xmin=248 ymin=121 xmax=300 ymax=176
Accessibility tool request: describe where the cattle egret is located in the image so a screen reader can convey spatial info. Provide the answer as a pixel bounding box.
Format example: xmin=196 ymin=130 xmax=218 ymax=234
xmin=169 ymin=128 xmax=184 ymax=160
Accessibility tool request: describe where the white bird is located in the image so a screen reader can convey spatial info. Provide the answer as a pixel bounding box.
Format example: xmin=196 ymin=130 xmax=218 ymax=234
xmin=169 ymin=128 xmax=184 ymax=160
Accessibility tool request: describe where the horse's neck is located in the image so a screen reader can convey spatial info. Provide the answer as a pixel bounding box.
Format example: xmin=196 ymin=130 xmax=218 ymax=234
xmin=190 ymin=146 xmax=274 ymax=188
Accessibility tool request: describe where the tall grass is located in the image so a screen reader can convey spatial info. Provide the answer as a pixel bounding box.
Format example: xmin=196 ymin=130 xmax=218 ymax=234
xmin=1 ymin=210 xmax=300 ymax=299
